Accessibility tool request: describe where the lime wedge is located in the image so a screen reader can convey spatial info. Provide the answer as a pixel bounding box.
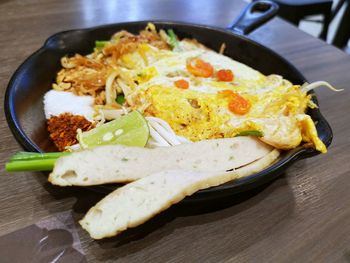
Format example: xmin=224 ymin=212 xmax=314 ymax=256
xmin=77 ymin=111 xmax=149 ymax=149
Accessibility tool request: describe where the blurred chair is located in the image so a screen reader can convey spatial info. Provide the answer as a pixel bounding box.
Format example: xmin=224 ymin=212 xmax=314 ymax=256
xmin=255 ymin=0 xmax=333 ymax=40
xmin=331 ymin=0 xmax=349 ymax=49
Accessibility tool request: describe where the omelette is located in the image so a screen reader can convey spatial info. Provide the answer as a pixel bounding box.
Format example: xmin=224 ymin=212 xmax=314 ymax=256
xmin=123 ymin=43 xmax=326 ymax=152
xmin=44 ymin=23 xmax=333 ymax=153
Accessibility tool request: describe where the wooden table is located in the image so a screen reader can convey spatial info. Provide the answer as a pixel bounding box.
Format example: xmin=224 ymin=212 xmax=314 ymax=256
xmin=1 ymin=0 xmax=350 ymax=262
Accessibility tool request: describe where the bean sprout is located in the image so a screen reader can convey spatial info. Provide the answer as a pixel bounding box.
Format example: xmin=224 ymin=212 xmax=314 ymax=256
xmin=301 ymin=81 xmax=343 ymax=93
xmin=105 ymin=71 xmax=119 ymax=105
xmin=146 ymin=116 xmax=191 ymax=147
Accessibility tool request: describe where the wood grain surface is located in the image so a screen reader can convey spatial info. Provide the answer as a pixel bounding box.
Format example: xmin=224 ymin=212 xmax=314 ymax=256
xmin=1 ymin=0 xmax=350 ymax=262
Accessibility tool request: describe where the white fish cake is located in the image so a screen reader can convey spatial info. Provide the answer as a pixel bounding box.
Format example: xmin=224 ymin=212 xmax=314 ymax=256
xmin=80 ymin=149 xmax=280 ymax=239
xmin=49 ymin=137 xmax=273 ymax=186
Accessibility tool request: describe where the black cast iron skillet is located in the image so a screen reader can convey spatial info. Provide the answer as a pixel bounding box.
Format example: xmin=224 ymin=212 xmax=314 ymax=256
xmin=4 ymin=1 xmax=332 ymax=202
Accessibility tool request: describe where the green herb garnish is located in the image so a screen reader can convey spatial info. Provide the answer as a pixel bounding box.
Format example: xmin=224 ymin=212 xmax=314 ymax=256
xmin=167 ymin=29 xmax=181 ymax=51
xmin=5 ymin=152 xmax=70 ymax=172
xmin=116 ymin=94 xmax=125 ymax=105
xmin=95 ymin=40 xmax=109 ymax=49
xmin=235 ymin=130 xmax=263 ymax=137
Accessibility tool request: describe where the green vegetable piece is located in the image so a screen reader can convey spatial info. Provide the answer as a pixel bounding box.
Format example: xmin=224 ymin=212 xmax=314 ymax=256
xmin=235 ymin=130 xmax=263 ymax=137
xmin=167 ymin=29 xmax=181 ymax=51
xmin=95 ymin=40 xmax=109 ymax=49
xmin=77 ymin=111 xmax=150 ymax=149
xmin=10 ymin=151 xmax=70 ymax=162
xmin=5 ymin=152 xmax=71 ymax=172
xmin=5 ymin=159 xmax=57 ymax=172
xmin=116 ymin=94 xmax=125 ymax=105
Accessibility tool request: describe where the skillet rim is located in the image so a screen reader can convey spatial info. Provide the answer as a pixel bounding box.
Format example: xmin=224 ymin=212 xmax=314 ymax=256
xmin=4 ymin=20 xmax=333 ymax=200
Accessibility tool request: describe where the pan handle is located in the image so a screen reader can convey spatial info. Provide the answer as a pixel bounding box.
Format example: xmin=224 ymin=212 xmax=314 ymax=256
xmin=227 ymin=0 xmax=279 ymax=35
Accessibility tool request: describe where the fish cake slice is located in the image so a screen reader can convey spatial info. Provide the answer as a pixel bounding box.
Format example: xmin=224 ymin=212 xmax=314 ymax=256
xmin=49 ymin=137 xmax=272 ymax=186
xmin=80 ymin=149 xmax=279 ymax=239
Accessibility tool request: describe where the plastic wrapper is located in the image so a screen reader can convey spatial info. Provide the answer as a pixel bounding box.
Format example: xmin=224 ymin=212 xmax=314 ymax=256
xmin=0 ymin=211 xmax=86 ymax=263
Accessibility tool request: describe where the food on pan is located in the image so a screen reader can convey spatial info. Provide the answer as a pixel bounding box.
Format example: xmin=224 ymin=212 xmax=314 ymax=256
xmin=6 ymin=23 xmax=341 ymax=239
xmin=43 ymin=23 xmax=339 ymax=154
xmin=80 ymin=149 xmax=280 ymax=239
xmin=49 ymin=137 xmax=272 ymax=186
